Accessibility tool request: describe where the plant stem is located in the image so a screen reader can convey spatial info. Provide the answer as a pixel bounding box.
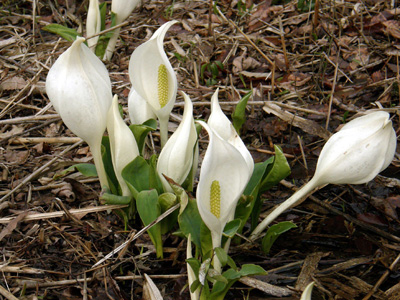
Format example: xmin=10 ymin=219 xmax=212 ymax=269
xmin=89 ymin=140 xmax=109 ymax=189
xmin=250 ymin=178 xmax=320 ymax=241
xmin=159 ymin=116 xmax=169 ymax=148
xmin=211 ymin=231 xmax=222 ymax=273
xmin=103 ymin=27 xmax=121 ymax=61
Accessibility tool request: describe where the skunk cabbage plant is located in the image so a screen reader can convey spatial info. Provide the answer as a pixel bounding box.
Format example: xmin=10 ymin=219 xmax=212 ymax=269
xmin=107 ymin=95 xmax=140 ymax=196
xmin=129 ymin=21 xmax=178 ymax=147
xmin=196 ymin=121 xmax=252 ymax=271
xmin=251 ymin=111 xmax=397 ymax=240
xmin=157 ymin=92 xmax=197 ymax=192
xmin=46 ymin=36 xmax=112 ymax=188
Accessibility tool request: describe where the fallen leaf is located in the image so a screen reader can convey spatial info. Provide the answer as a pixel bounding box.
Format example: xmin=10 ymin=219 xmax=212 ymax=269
xmin=143 ymin=274 xmax=163 ymax=300
xmin=0 ymin=211 xmax=29 ymax=242
xmin=0 ymin=76 xmax=27 ymax=90
xmin=383 ymin=20 xmax=400 ymax=39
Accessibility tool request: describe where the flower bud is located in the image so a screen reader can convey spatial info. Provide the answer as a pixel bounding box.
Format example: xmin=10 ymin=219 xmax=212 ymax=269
xmin=86 ymin=0 xmax=101 ymax=50
xmin=46 ymin=36 xmax=112 ymax=188
xmin=107 ymin=95 xmax=140 ymax=196
xmin=157 ymin=92 xmax=197 ymax=192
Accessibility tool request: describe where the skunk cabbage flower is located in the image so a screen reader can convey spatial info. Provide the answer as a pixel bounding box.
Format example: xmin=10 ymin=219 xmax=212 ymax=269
xmin=157 ymin=92 xmax=197 ymax=192
xmin=251 ymin=111 xmax=397 ymax=240
xmin=128 ymin=88 xmax=156 ymax=125
xmin=129 ymin=21 xmax=178 ymax=147
xmin=46 ymin=36 xmax=112 ymax=188
xmin=207 ymin=89 xmax=254 ymax=177
xmin=196 ymin=121 xmax=251 ymax=270
xmin=86 ymin=0 xmax=101 ymax=50
xmin=107 ymin=95 xmax=140 ymax=196
xmin=104 ymin=0 xmax=141 ymax=60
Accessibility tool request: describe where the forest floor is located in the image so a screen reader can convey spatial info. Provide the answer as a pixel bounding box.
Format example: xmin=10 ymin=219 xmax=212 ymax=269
xmin=1 ymin=0 xmax=400 ymax=299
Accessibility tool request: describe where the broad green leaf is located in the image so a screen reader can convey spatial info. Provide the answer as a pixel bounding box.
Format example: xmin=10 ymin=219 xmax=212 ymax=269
xmin=200 ymin=222 xmax=213 ymax=258
xmin=190 ymin=280 xmax=201 ymax=293
xmin=121 ymin=156 xmax=151 ymax=199
xmin=54 ymin=163 xmax=97 ymax=179
xmin=259 ymin=145 xmax=291 ymax=193
xmin=186 ymin=257 xmax=201 ymax=276
xmin=239 ymin=264 xmax=267 ymax=276
xmin=261 ymin=221 xmax=297 ymax=254
xmin=158 ymin=192 xmax=178 ymax=234
xmin=95 ymin=11 xmax=117 ymax=58
xmin=232 ymin=90 xmax=252 ymax=133
xmin=214 ymin=247 xmax=228 ymax=267
xmin=148 ymin=154 xmax=163 ymax=194
xmin=136 ymin=190 xmax=163 ymax=258
xmin=222 ymin=219 xmax=241 ymax=238
xmin=42 ymin=24 xmax=79 ymax=42
xmin=251 ymin=145 xmax=290 ymax=229
xmin=129 ymin=119 xmax=157 ymax=155
xmin=99 ymin=2 xmax=107 ymax=31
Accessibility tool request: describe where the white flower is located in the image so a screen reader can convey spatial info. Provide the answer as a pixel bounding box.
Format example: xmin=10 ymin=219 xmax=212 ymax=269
xmin=196 ymin=121 xmax=250 ymax=270
xmin=251 ymin=111 xmax=397 ymax=240
xmin=157 ymin=92 xmax=197 ymax=192
xmin=207 ymin=88 xmax=254 ymax=177
xmin=129 ymin=21 xmax=178 ymax=147
xmin=107 ymin=95 xmax=140 ymax=196
xmin=300 ymin=282 xmax=315 ymax=300
xmin=128 ymin=88 xmax=156 ymax=125
xmin=46 ymin=36 xmax=112 ymax=188
xmin=86 ymin=0 xmax=101 ymax=50
xmin=104 ymin=0 xmax=141 ymax=60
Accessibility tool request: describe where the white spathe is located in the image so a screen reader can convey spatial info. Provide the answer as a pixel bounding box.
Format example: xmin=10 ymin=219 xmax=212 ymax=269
xmin=128 ymin=88 xmax=156 ymax=125
xmin=86 ymin=0 xmax=101 ymax=50
xmin=129 ymin=21 xmax=178 ymax=147
xmin=46 ymin=36 xmax=112 ymax=188
xmin=104 ymin=0 xmax=141 ymax=60
xmin=157 ymin=92 xmax=197 ymax=192
xmin=107 ymin=95 xmax=140 ymax=196
xmin=196 ymin=121 xmax=250 ymax=250
xmin=207 ymin=88 xmax=254 ymax=178
xmin=250 ymin=111 xmax=397 ymax=240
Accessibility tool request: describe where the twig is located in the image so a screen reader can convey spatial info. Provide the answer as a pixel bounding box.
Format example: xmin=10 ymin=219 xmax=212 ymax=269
xmin=0 ymin=204 xmax=128 ymax=224
xmin=325 ymin=47 xmax=340 ymax=130
xmin=0 ymin=285 xmax=18 ymax=300
xmin=9 ymin=137 xmax=82 ymax=144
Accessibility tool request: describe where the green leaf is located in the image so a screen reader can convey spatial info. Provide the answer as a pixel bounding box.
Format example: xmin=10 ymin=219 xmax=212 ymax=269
xmin=214 ymin=247 xmax=228 ymax=267
xmin=222 ymin=219 xmax=241 ymax=238
xmin=251 ymin=145 xmax=290 ymax=229
xmin=261 ymin=221 xmax=297 ymax=254
xmin=101 ymin=192 xmax=132 ymax=205
xmin=158 ymin=193 xmax=178 ymax=234
xmin=190 ymin=280 xmax=201 ymax=293
xmin=101 ymin=136 xmax=119 ymax=195
xmin=121 ymin=156 xmax=151 ymax=199
xmin=239 ymin=264 xmax=267 ymax=276
xmin=42 ymin=24 xmax=79 ymax=42
xmin=148 ymin=154 xmax=164 ymax=194
xmin=232 ymin=90 xmax=252 ymax=133
xmin=186 ymin=257 xmax=201 ymax=276
xmin=129 ymin=119 xmax=157 ymax=155
xmin=54 ymin=163 xmax=98 ymax=180
xmin=99 ymin=2 xmax=107 ymax=31
xmin=136 ymin=190 xmax=163 ymax=258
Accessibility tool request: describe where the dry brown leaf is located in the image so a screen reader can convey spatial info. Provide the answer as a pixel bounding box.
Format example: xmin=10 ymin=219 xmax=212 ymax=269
xmin=0 ymin=211 xmax=28 ymax=242
xmin=0 ymin=125 xmax=24 ymax=139
xmin=383 ymin=20 xmax=400 ymax=39
xmin=0 ymin=76 xmax=27 ymax=90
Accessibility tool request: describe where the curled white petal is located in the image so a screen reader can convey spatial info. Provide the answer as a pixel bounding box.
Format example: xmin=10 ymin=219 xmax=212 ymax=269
xmin=157 ymin=92 xmax=197 ymax=191
xmin=207 ymin=88 xmax=254 ymax=177
xmin=107 ymin=95 xmax=140 ymax=196
xmin=300 ymin=282 xmax=315 ymax=300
